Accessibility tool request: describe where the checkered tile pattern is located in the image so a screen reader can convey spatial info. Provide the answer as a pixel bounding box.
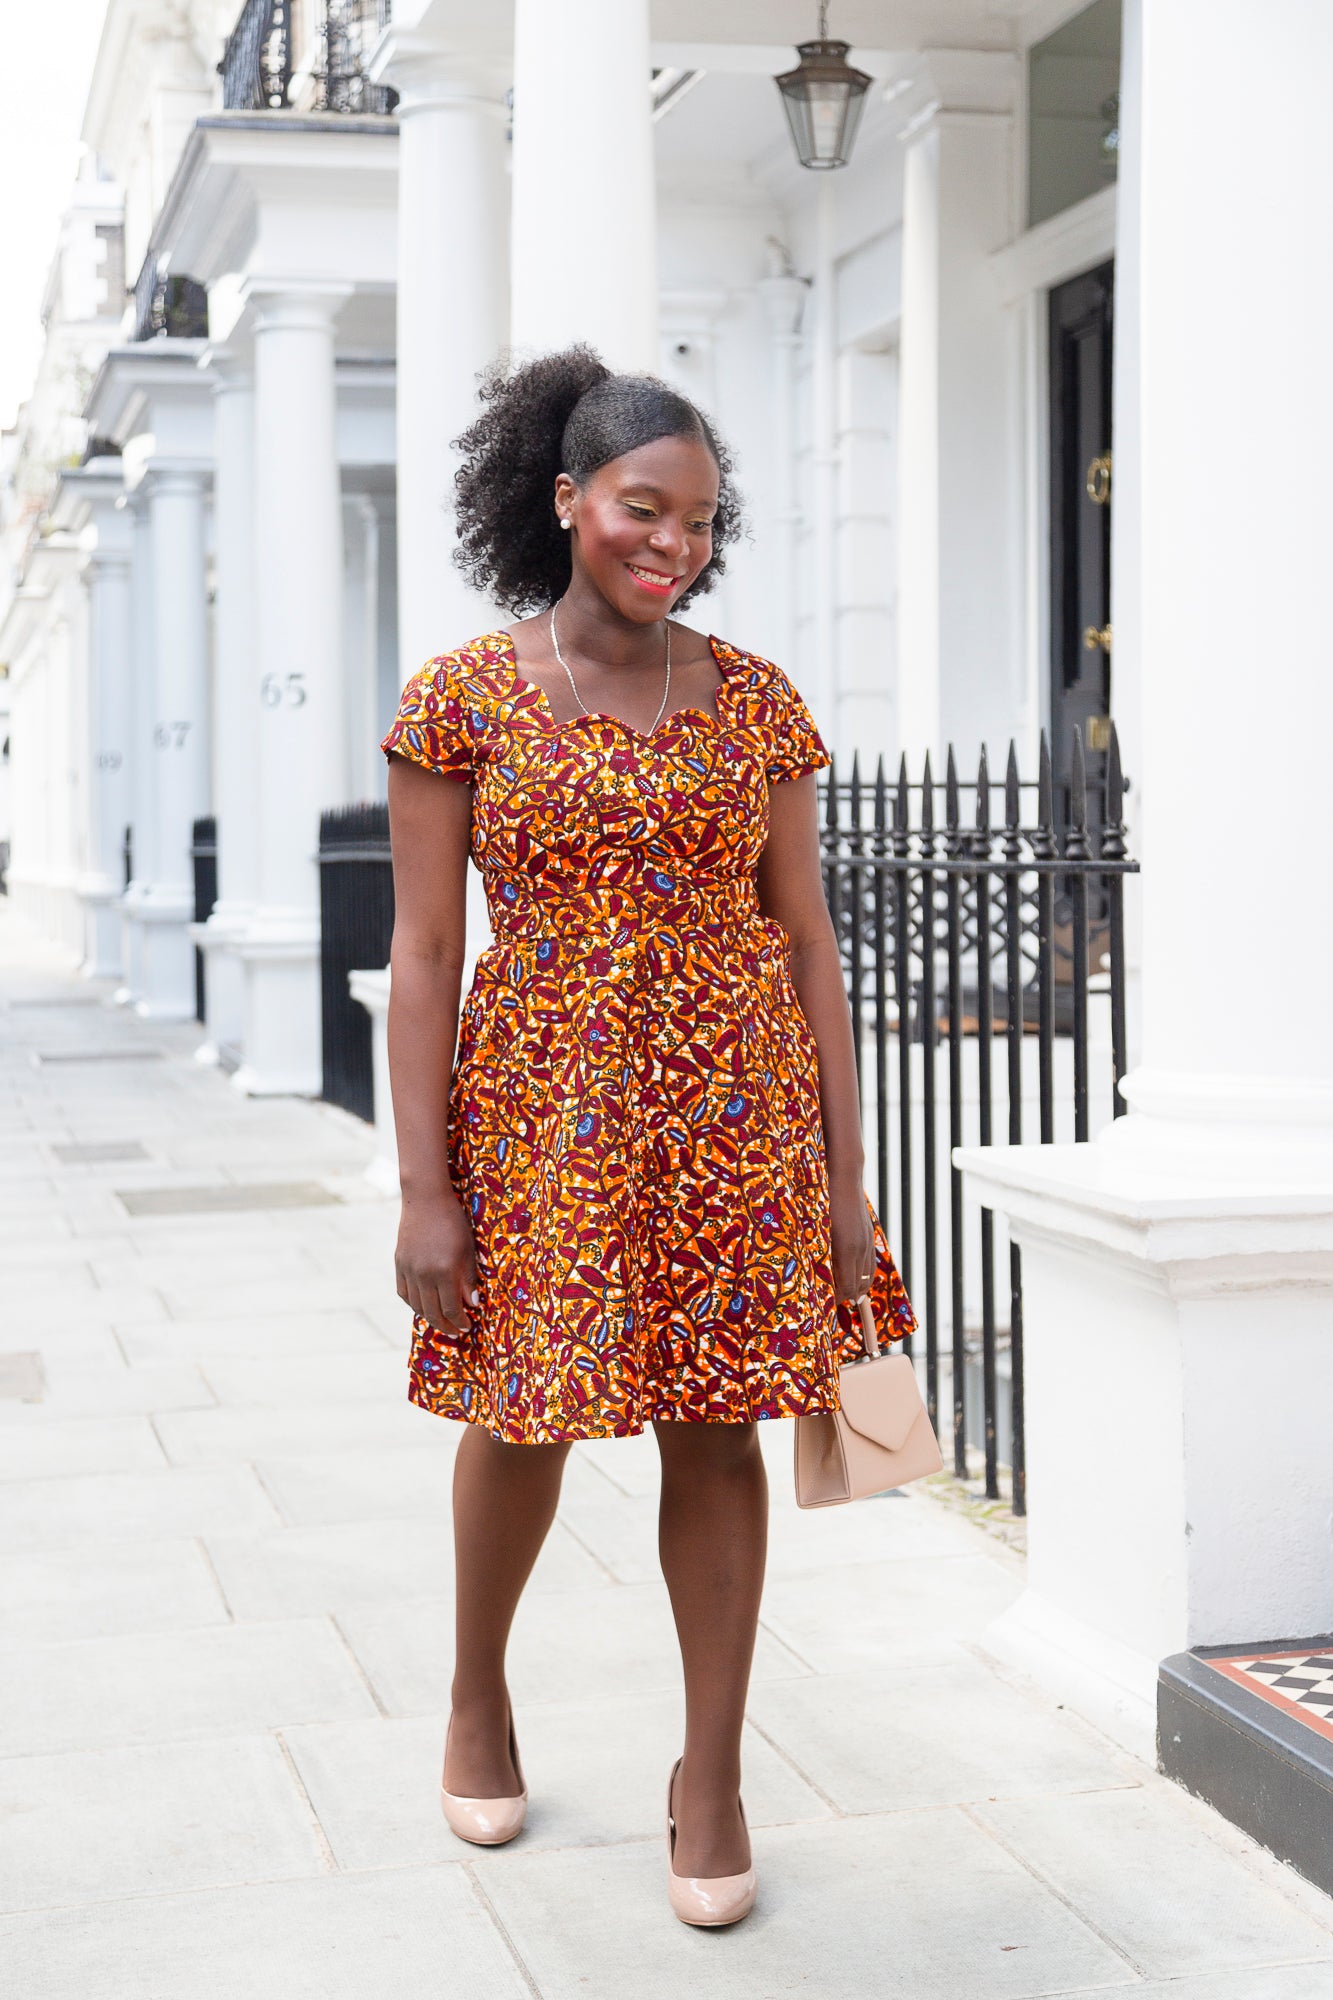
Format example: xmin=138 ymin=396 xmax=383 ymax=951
xmin=1234 ymin=1654 xmax=1333 ymax=1717
xmin=1207 ymin=1649 xmax=1333 ymax=1744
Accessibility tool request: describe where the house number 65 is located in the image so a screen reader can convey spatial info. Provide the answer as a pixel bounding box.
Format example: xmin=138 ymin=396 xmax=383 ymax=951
xmin=260 ymin=673 xmax=308 ymax=708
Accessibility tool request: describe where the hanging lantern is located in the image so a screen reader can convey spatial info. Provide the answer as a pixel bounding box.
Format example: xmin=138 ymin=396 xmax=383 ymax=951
xmin=775 ymin=3 xmax=873 ymax=171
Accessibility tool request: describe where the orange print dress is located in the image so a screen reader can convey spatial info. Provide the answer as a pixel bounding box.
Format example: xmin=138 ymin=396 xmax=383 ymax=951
xmin=382 ymin=632 xmax=915 ymax=1444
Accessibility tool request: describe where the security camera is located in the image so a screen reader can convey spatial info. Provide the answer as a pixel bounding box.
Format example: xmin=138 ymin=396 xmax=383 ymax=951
xmin=673 ymin=339 xmax=691 ymax=357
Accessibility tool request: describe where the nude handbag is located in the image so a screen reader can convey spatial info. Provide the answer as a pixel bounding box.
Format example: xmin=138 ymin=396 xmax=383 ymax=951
xmin=794 ymin=1297 xmax=943 ymax=1507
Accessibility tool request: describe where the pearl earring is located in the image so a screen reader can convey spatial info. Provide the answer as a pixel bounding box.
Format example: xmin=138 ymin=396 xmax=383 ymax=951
xmin=560 ymin=517 xmax=571 ymax=531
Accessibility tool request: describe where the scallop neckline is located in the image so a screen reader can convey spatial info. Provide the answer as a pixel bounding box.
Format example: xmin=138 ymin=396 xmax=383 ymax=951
xmin=496 ymin=630 xmax=738 ymax=744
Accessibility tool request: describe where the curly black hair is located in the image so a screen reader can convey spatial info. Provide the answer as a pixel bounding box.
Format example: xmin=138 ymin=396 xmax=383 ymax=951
xmin=452 ymin=345 xmax=743 ymax=615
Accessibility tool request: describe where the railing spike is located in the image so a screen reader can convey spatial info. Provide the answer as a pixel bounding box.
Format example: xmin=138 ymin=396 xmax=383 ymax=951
xmin=1101 ymin=720 xmax=1127 ymax=861
xmin=1031 ymin=731 xmax=1056 ymax=861
xmin=894 ymin=752 xmax=910 ymax=849
xmin=1002 ymin=741 xmax=1021 ymax=862
xmin=920 ymin=749 xmax=935 ymax=834
xmin=975 ymin=744 xmax=991 ymax=832
xmin=945 ymin=746 xmax=959 ymax=831
xmin=1066 ymin=726 xmax=1092 ymax=860
xmin=874 ymin=754 xmax=887 ymax=835
xmin=824 ymin=754 xmax=839 ymax=828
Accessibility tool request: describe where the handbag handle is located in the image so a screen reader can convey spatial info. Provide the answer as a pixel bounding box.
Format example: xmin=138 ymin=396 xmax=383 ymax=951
xmin=854 ymin=1294 xmax=880 ymax=1361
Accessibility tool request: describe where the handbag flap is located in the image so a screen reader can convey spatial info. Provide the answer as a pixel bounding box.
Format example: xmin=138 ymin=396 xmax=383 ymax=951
xmin=837 ymin=1353 xmax=925 ymax=1455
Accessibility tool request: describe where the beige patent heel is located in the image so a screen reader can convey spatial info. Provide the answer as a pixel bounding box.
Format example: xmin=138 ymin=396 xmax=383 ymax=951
xmin=665 ymin=1756 xmax=758 ymax=1927
xmin=440 ymin=1709 xmax=528 ymax=1846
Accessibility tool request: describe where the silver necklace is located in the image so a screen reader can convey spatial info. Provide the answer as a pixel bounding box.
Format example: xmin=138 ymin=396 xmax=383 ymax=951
xmin=549 ymin=600 xmax=672 ymax=734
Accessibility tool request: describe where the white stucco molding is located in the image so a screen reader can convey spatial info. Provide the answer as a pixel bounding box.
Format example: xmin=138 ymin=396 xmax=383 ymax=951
xmin=988 ymin=183 xmax=1117 ymax=305
xmin=955 ymin=1138 xmax=1333 ymax=1298
xmin=84 ymin=342 xmax=213 ymax=460
xmin=882 ymin=46 xmax=1021 ymax=138
xmin=148 ymin=113 xmax=399 ymax=304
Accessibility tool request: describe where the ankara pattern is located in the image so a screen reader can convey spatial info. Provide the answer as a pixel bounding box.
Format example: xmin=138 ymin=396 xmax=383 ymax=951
xmin=382 ymin=631 xmax=916 ymax=1443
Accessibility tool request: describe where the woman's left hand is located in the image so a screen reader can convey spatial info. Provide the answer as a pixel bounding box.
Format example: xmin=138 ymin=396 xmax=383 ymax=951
xmin=829 ymin=1178 xmax=877 ymax=1302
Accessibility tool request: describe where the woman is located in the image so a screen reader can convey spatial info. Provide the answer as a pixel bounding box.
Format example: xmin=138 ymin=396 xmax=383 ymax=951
xmin=382 ymin=346 xmax=915 ymax=1928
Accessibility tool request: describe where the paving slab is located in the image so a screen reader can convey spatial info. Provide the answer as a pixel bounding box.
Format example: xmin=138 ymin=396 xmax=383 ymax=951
xmin=0 ymin=1863 xmax=531 ymax=2000
xmin=973 ymin=1785 xmax=1333 ymax=1980
xmin=152 ymin=1397 xmax=430 ymax=1465
xmin=203 ymin=1512 xmax=608 ymax=1620
xmin=0 ymin=1355 xmax=213 ymax=1424
xmin=254 ymin=1440 xmax=462 ymax=1527
xmin=0 ymin=1618 xmax=379 ymax=1756
xmin=336 ymin=1578 xmax=810 ymax=1718
xmin=198 ymin=1349 xmax=406 ymax=1409
xmin=745 ymin=1657 xmax=1134 ymax=1813
xmin=472 ymin=1808 xmax=1137 ymax=2000
xmin=285 ymin=1694 xmax=831 ymax=1872
xmin=114 ymin=1308 xmax=386 ymax=1363
xmin=0 ymin=1536 xmax=228 ymax=1644
xmin=1043 ymin=1970 xmax=1333 ymax=2000
xmin=756 ymin=1552 xmax=1022 ymax=1670
xmin=0 ymin=1465 xmax=280 ymax=1548
xmin=0 ymin=1733 xmax=329 ymax=1914
xmin=0 ymin=1414 xmax=167 ymax=1481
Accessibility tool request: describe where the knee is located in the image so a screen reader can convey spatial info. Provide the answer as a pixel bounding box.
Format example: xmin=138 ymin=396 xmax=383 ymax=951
xmin=655 ymin=1420 xmax=765 ymax=1479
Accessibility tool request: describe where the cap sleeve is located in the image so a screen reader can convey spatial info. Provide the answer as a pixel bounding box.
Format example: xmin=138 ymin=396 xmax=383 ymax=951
xmin=762 ymin=662 xmax=832 ymax=783
xmin=381 ymin=656 xmax=475 ymax=784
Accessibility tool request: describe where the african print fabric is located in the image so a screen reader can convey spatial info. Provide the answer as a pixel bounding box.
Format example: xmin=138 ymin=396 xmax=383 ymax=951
xmin=382 ymin=631 xmax=916 ymax=1443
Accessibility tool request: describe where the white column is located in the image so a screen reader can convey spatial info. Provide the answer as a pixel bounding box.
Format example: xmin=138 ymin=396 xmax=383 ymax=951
xmin=193 ymin=355 xmax=258 ymax=1066
xmin=757 ymin=263 xmax=808 ymax=679
xmin=133 ymin=464 xmax=212 ymax=1021
xmin=376 ymin=38 xmax=509 ymax=668
xmin=510 ymin=0 xmax=657 ymax=370
xmin=957 ymin=0 xmax=1333 ymax=1752
xmin=79 ymin=491 xmax=133 ymax=978
xmin=343 ymin=493 xmax=382 ymax=802
xmin=234 ymin=284 xmax=349 ymax=1098
xmin=893 ymin=52 xmax=1022 ymax=767
xmin=116 ymin=487 xmax=156 ymax=1007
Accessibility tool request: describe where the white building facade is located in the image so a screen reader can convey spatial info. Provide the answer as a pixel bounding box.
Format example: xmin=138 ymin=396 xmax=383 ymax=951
xmin=4 ymin=0 xmax=1332 ymax=1866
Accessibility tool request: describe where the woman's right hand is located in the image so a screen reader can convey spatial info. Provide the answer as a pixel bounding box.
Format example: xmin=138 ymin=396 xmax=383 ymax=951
xmin=395 ymin=1191 xmax=478 ymax=1337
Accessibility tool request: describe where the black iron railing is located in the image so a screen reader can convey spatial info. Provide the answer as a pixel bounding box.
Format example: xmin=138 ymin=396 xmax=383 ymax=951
xmin=190 ymin=815 xmax=218 ymax=1024
xmin=319 ymin=803 xmax=394 ymax=1121
xmin=131 ymin=251 xmax=208 ymax=342
xmin=220 ymin=0 xmax=396 ymax=114
xmin=817 ymin=724 xmax=1137 ymax=1514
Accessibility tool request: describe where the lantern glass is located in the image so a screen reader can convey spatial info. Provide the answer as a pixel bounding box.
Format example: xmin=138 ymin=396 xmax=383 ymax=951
xmin=776 ymin=37 xmax=872 ymax=171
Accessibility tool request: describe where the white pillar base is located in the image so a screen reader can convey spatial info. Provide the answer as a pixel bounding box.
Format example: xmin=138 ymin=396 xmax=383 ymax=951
xmin=983 ymin=1588 xmax=1158 ymax=1764
xmin=349 ymin=965 xmax=398 ymax=1194
xmin=78 ymin=873 xmax=124 ymax=981
xmin=189 ymin=898 xmax=252 ymax=1068
xmin=131 ymin=886 xmax=197 ymax=1021
xmin=115 ymin=884 xmax=148 ymax=1006
xmin=958 ymin=1136 xmax=1333 ymax=1746
xmin=231 ymin=908 xmax=322 ymax=1098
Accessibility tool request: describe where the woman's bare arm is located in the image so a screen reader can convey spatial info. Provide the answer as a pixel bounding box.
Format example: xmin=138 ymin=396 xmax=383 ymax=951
xmin=756 ymin=774 xmax=875 ymax=1300
xmin=385 ymin=753 xmax=477 ymax=1335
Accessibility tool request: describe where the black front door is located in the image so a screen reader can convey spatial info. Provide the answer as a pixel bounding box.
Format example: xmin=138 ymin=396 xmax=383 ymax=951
xmin=1048 ymin=260 xmax=1114 ymax=820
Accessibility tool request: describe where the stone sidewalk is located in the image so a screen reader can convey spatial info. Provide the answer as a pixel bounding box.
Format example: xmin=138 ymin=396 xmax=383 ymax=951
xmin=2 ymin=902 xmax=1332 ymax=1999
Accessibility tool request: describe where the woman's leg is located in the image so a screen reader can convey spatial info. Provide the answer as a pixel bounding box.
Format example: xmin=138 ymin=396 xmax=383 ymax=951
xmin=653 ymin=1420 xmax=768 ymax=1877
xmin=446 ymin=1425 xmax=572 ymax=1795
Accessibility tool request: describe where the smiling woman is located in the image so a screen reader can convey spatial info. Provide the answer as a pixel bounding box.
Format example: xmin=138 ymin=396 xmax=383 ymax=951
xmin=379 ymin=344 xmax=913 ymax=1925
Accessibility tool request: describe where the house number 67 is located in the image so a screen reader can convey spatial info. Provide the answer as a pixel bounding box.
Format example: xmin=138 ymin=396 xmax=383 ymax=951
xmin=260 ymin=673 xmax=308 ymax=708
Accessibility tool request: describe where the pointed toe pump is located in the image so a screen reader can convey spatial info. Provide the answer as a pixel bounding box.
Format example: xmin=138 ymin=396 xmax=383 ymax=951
xmin=665 ymin=1757 xmax=758 ymax=1928
xmin=440 ymin=1711 xmax=528 ymax=1846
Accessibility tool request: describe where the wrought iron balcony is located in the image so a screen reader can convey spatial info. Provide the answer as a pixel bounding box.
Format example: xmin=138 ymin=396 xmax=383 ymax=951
xmin=131 ymin=250 xmax=208 ymax=342
xmin=219 ymin=0 xmax=396 ymax=116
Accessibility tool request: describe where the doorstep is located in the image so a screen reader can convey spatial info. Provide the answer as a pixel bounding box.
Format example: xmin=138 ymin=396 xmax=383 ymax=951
xmin=1159 ymin=1638 xmax=1333 ymax=1898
